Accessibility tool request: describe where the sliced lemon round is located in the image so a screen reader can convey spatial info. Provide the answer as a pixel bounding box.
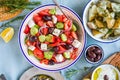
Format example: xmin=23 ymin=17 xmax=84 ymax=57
xmin=0 ymin=27 xmax=14 ymax=43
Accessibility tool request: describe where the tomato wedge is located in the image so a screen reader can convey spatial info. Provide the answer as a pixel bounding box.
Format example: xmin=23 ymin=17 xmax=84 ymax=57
xmin=40 ymin=59 xmax=49 ymax=65
xmin=24 ymin=25 xmax=30 ymax=34
xmin=37 ymin=20 xmax=44 ymax=27
xmin=33 ymin=14 xmax=42 ymax=23
xmin=33 ymin=48 xmax=44 ymax=59
xmin=39 ymin=9 xmax=51 ymax=16
xmin=46 ymin=21 xmax=54 ymax=27
xmin=71 ymin=31 xmax=78 ymax=39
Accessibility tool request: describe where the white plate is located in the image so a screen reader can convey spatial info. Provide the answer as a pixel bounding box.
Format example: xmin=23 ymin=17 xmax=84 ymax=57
xmin=20 ymin=67 xmax=64 ymax=80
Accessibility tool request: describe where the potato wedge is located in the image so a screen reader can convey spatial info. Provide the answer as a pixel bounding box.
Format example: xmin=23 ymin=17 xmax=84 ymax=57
xmin=97 ymin=7 xmax=105 ymax=17
xmin=103 ymin=29 xmax=113 ymax=39
xmin=113 ymin=18 xmax=120 ymax=29
xmin=95 ymin=19 xmax=104 ymax=28
xmin=106 ymin=18 xmax=115 ymax=29
xmin=114 ymin=29 xmax=120 ymax=35
xmin=87 ymin=22 xmax=97 ymax=29
xmin=89 ymin=5 xmax=97 ymax=21
xmin=92 ymin=29 xmax=105 ymax=38
xmin=99 ymin=28 xmax=109 ymax=34
xmin=111 ymin=3 xmax=120 ymax=12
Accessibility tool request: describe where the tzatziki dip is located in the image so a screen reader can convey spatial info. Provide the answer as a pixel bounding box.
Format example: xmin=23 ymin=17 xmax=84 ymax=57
xmin=92 ymin=64 xmax=120 ymax=80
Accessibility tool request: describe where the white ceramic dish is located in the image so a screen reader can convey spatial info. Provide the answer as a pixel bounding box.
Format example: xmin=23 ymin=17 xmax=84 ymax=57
xmin=19 ymin=67 xmax=64 ymax=80
xmin=84 ymin=44 xmax=104 ymax=64
xmin=83 ymin=0 xmax=120 ymax=43
xmin=19 ymin=4 xmax=86 ymax=71
xmin=91 ymin=64 xmax=120 ymax=80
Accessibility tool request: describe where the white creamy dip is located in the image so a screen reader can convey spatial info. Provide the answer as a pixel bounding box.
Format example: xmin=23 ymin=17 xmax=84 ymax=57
xmin=92 ymin=65 xmax=119 ymax=80
xmin=97 ymin=66 xmax=116 ymax=80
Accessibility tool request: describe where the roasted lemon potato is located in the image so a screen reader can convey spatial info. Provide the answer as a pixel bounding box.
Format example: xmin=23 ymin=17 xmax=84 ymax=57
xmin=87 ymin=0 xmax=120 ymax=39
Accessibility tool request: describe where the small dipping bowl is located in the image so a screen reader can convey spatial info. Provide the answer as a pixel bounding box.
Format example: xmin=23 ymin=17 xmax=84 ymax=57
xmin=91 ymin=64 xmax=120 ymax=80
xmin=85 ymin=44 xmax=104 ymax=64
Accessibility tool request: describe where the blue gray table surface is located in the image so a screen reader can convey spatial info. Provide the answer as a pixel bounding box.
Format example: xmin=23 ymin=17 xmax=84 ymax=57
xmin=0 ymin=0 xmax=120 ymax=80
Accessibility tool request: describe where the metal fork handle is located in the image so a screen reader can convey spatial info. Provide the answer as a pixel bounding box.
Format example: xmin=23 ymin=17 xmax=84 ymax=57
xmin=52 ymin=0 xmax=70 ymax=19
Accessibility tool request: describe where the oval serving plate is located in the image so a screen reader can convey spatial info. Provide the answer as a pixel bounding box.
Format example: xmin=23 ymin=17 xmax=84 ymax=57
xmin=19 ymin=67 xmax=64 ymax=80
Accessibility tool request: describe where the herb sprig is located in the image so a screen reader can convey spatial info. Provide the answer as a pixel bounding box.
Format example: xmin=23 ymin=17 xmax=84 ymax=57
xmin=0 ymin=0 xmax=41 ymax=29
xmin=65 ymin=66 xmax=95 ymax=79
xmin=0 ymin=0 xmax=41 ymax=13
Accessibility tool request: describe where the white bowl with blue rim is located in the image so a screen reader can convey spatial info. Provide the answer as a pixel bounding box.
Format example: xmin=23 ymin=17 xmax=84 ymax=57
xmin=19 ymin=4 xmax=86 ymax=71
xmin=84 ymin=44 xmax=104 ymax=64
xmin=83 ymin=0 xmax=120 ymax=43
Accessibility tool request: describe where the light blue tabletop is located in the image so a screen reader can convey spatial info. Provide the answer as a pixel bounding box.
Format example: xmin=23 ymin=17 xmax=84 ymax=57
xmin=0 ymin=0 xmax=120 ymax=80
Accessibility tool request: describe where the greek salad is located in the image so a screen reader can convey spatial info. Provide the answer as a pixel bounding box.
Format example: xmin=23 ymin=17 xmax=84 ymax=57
xmin=24 ymin=8 xmax=81 ymax=65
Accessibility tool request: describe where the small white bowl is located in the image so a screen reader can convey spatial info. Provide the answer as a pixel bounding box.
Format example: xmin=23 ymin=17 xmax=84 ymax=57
xmin=91 ymin=64 xmax=120 ymax=80
xmin=83 ymin=0 xmax=120 ymax=43
xmin=19 ymin=4 xmax=86 ymax=71
xmin=85 ymin=44 xmax=104 ymax=64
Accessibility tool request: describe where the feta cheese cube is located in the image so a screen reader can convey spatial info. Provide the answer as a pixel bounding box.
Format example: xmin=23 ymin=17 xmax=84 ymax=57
xmin=72 ymin=40 xmax=82 ymax=48
xmin=28 ymin=19 xmax=36 ymax=28
xmin=52 ymin=15 xmax=57 ymax=24
xmin=41 ymin=43 xmax=47 ymax=51
xmin=28 ymin=46 xmax=35 ymax=51
xmin=55 ymin=54 xmax=64 ymax=62
xmin=52 ymin=28 xmax=61 ymax=36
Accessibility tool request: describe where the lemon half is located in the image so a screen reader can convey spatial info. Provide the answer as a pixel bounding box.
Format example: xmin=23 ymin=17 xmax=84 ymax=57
xmin=0 ymin=27 xmax=14 ymax=43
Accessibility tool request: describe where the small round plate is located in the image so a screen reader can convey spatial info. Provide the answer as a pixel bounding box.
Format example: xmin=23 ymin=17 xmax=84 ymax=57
xmin=20 ymin=67 xmax=64 ymax=80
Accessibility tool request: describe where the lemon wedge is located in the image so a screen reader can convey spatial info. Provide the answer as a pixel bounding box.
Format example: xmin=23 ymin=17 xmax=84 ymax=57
xmin=0 ymin=27 xmax=14 ymax=43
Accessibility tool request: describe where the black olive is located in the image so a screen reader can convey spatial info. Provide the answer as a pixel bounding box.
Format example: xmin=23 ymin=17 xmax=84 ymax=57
xmin=87 ymin=51 xmax=96 ymax=58
xmin=64 ymin=44 xmax=72 ymax=49
xmin=29 ymin=36 xmax=37 ymax=42
xmin=48 ymin=60 xmax=55 ymax=65
xmin=53 ymin=47 xmax=59 ymax=52
xmin=104 ymin=75 xmax=109 ymax=80
xmin=88 ymin=46 xmax=96 ymax=52
xmin=94 ymin=55 xmax=101 ymax=62
xmin=42 ymin=15 xmax=52 ymax=21
xmin=48 ymin=27 xmax=54 ymax=34
xmin=93 ymin=47 xmax=102 ymax=55
xmin=86 ymin=55 xmax=94 ymax=62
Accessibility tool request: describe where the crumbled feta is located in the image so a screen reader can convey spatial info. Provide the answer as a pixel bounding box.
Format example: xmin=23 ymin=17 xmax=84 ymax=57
xmin=28 ymin=19 xmax=36 ymax=28
xmin=28 ymin=46 xmax=35 ymax=51
xmin=52 ymin=28 xmax=61 ymax=36
xmin=41 ymin=43 xmax=47 ymax=51
xmin=55 ymin=54 xmax=64 ymax=62
xmin=72 ymin=40 xmax=82 ymax=48
xmin=52 ymin=15 xmax=57 ymax=24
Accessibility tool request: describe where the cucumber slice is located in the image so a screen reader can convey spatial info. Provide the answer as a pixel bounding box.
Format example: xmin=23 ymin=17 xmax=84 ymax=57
xmin=72 ymin=24 xmax=77 ymax=31
xmin=28 ymin=49 xmax=33 ymax=55
xmin=30 ymin=27 xmax=38 ymax=36
xmin=44 ymin=51 xmax=53 ymax=60
xmin=63 ymin=52 xmax=71 ymax=59
xmin=56 ymin=22 xmax=64 ymax=29
xmin=34 ymin=24 xmax=39 ymax=29
xmin=39 ymin=35 xmax=46 ymax=42
xmin=61 ymin=34 xmax=67 ymax=42
xmin=46 ymin=34 xmax=53 ymax=42
xmin=49 ymin=8 xmax=56 ymax=15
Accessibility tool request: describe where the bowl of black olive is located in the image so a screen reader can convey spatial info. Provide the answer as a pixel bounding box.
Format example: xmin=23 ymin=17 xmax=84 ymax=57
xmin=85 ymin=44 xmax=104 ymax=64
